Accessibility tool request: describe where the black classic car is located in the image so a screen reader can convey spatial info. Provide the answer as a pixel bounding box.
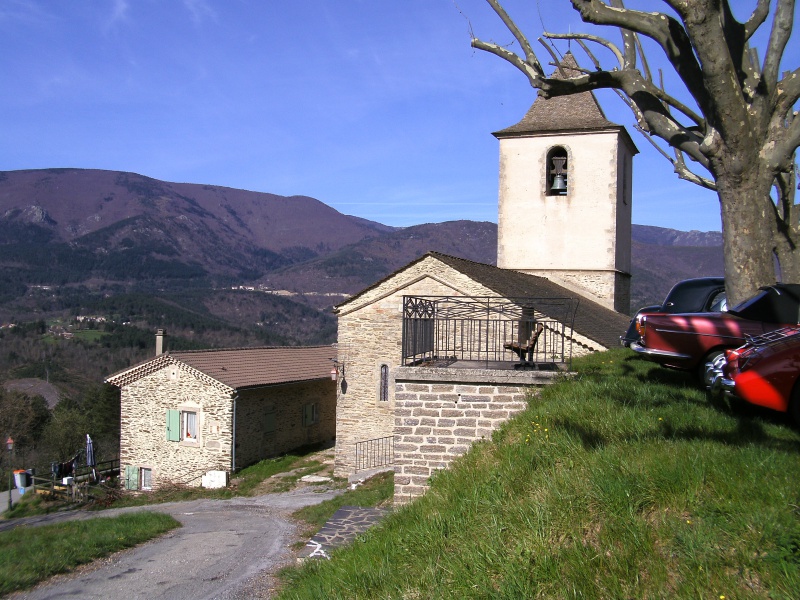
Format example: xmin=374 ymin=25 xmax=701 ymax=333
xmin=620 ymin=277 xmax=726 ymax=347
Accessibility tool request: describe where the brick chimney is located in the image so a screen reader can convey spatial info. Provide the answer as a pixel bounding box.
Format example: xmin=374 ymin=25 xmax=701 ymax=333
xmin=156 ymin=329 xmax=166 ymax=356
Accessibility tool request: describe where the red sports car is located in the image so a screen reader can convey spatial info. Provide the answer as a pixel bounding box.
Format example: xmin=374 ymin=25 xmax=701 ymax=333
xmin=630 ymin=283 xmax=800 ymax=380
xmin=708 ymin=326 xmax=800 ymax=424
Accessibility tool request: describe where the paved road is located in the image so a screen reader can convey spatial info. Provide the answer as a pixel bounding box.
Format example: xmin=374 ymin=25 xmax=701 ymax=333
xmin=1 ymin=487 xmax=21 ymax=514
xmin=6 ymin=488 xmax=341 ymax=599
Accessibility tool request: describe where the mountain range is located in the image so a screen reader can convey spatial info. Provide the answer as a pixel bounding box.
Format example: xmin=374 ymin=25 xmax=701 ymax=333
xmin=0 ymin=168 xmax=723 ymax=338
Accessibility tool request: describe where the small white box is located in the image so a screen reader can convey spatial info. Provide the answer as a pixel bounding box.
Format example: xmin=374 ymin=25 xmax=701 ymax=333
xmin=201 ymin=470 xmax=228 ymax=489
xmin=62 ymin=477 xmax=74 ymax=485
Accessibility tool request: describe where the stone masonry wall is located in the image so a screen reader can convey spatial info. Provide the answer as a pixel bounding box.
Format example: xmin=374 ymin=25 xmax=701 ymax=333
xmin=235 ymin=379 xmax=336 ymax=469
xmin=334 ymin=256 xmax=500 ymax=477
xmin=392 ymin=367 xmax=559 ymax=504
xmin=120 ymin=363 xmax=232 ymax=489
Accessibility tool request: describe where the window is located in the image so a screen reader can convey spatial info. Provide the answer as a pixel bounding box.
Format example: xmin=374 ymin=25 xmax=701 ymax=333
xmin=546 ymin=146 xmax=568 ymax=196
xmin=140 ymin=468 xmax=152 ymax=490
xmin=303 ymin=403 xmax=319 ymax=427
xmin=166 ymin=408 xmax=199 ymax=443
xmin=182 ymin=411 xmax=198 ymax=441
xmin=379 ymin=364 xmax=389 ymax=402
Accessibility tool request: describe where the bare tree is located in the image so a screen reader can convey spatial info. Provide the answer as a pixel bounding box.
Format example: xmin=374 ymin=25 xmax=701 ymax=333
xmin=472 ymin=0 xmax=799 ymax=305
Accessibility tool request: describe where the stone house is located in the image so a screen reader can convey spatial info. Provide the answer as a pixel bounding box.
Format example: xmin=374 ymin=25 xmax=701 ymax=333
xmin=333 ymin=53 xmax=635 ymax=503
xmin=106 ymin=344 xmax=336 ymax=490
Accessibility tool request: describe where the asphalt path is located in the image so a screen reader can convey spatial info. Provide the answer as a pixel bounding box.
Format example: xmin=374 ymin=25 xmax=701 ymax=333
xmin=1 ymin=487 xmax=21 ymax=513
xmin=6 ymin=488 xmax=342 ymax=599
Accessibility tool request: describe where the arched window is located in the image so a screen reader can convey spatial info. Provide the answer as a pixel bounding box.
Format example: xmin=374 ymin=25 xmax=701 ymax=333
xmin=379 ymin=364 xmax=389 ymax=402
xmin=546 ymin=146 xmax=568 ymax=196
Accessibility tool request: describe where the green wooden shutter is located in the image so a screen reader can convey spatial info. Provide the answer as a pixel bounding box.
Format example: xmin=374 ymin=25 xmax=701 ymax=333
xmin=166 ymin=409 xmax=180 ymax=441
xmin=124 ymin=465 xmax=139 ymax=490
xmin=303 ymin=404 xmax=313 ymax=427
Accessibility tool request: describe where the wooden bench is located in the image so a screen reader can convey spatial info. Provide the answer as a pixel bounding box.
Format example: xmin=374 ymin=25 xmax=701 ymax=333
xmin=504 ymin=323 xmax=544 ymax=363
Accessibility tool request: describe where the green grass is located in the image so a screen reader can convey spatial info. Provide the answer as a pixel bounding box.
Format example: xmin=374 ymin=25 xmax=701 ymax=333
xmin=71 ymin=329 xmax=109 ymax=342
xmin=276 ymin=349 xmax=800 ymax=599
xmin=0 ymin=512 xmax=179 ymax=595
xmin=3 ymin=492 xmax=61 ymax=518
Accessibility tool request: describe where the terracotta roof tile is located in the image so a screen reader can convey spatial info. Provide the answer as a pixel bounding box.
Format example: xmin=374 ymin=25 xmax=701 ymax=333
xmin=107 ymin=346 xmax=336 ymax=390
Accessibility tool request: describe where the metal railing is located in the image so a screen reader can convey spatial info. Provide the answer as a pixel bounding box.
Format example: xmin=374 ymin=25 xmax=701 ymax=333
xmin=402 ymin=295 xmax=578 ymax=369
xmin=355 ymin=436 xmax=394 ymax=472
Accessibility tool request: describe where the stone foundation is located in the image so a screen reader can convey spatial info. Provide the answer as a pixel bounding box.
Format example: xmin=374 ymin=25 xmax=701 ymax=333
xmin=392 ymin=366 xmax=561 ymax=504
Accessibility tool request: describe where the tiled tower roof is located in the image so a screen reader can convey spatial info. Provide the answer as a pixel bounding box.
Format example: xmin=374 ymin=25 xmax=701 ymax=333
xmin=494 ymin=52 xmax=619 ymax=136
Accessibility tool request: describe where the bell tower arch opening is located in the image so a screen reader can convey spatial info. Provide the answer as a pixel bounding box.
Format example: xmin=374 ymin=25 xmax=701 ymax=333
xmin=546 ymin=146 xmax=568 ymax=196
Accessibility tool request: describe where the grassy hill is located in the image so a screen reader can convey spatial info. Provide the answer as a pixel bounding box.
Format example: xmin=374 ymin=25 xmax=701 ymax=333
xmin=278 ymin=350 xmax=800 ymax=599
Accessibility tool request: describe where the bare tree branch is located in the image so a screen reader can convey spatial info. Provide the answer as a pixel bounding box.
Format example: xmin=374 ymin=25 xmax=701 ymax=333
xmin=483 ymin=0 xmax=544 ymax=77
xmin=537 ymin=38 xmax=565 ymax=77
xmin=634 ymin=33 xmax=652 ymax=82
xmin=762 ymin=0 xmax=795 ymax=94
xmin=777 ymin=116 xmax=800 ymax=170
xmin=744 ymin=0 xmax=771 ymax=40
xmin=774 ymin=166 xmax=797 ymax=227
xmin=634 ymin=125 xmax=716 ymax=190
xmin=674 ymin=147 xmax=717 ymax=190
xmin=611 ymin=87 xmax=646 ymax=130
xmin=470 ymin=39 xmax=542 ymax=87
xmin=543 ymin=32 xmax=624 ymax=69
xmin=776 ymin=67 xmax=800 ymax=115
xmin=640 ymin=79 xmax=704 ymax=128
xmin=567 ymin=0 xmax=709 ymax=111
xmin=575 ymin=38 xmax=602 ymax=71
xmin=609 ymin=0 xmax=635 ymax=69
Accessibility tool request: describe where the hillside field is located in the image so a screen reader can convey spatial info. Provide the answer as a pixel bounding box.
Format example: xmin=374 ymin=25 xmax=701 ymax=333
xmin=277 ymin=350 xmax=800 ymax=599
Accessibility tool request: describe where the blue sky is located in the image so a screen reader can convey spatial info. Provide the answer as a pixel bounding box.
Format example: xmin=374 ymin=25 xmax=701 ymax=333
xmin=1 ymin=1 xmax=797 ymax=232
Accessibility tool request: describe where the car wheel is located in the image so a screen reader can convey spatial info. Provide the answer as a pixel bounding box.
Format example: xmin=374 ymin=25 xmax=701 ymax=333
xmin=699 ymin=350 xmax=725 ymax=387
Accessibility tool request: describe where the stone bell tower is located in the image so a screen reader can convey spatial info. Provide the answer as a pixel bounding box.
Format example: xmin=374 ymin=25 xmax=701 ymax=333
xmin=494 ymin=53 xmax=638 ymax=314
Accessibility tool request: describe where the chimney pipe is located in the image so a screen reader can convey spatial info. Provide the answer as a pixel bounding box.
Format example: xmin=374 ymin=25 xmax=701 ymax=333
xmin=156 ymin=329 xmax=166 ymax=356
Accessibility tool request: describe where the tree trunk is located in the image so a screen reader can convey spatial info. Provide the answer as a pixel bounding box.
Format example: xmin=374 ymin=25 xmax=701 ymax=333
xmin=773 ymin=223 xmax=800 ymax=285
xmin=716 ymin=171 xmax=776 ymax=307
xmin=773 ymin=168 xmax=800 ymax=285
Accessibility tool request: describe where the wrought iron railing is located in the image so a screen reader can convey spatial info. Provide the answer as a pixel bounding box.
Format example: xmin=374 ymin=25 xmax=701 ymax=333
xmin=355 ymin=436 xmax=395 ymax=472
xmin=402 ymin=295 xmax=578 ymax=369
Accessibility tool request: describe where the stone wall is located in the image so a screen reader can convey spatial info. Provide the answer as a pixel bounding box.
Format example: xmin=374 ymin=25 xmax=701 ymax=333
xmin=120 ymin=363 xmax=233 ymax=489
xmin=520 ymin=269 xmax=631 ymax=315
xmin=235 ymin=379 xmax=336 ymax=469
xmin=392 ymin=366 xmax=559 ymax=504
xmin=334 ymin=256 xmax=500 ymax=477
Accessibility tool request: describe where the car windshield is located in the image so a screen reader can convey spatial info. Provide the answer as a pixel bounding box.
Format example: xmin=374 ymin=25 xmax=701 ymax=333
xmin=729 ymin=285 xmax=800 ymax=324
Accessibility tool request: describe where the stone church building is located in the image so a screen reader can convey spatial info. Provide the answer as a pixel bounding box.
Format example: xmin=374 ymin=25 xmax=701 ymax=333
xmin=333 ymin=54 xmax=636 ymax=503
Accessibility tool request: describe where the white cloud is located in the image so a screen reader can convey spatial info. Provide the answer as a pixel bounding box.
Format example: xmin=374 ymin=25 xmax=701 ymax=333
xmin=104 ymin=0 xmax=129 ymax=31
xmin=0 ymin=0 xmax=55 ymax=25
xmin=183 ymin=0 xmax=216 ymax=24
